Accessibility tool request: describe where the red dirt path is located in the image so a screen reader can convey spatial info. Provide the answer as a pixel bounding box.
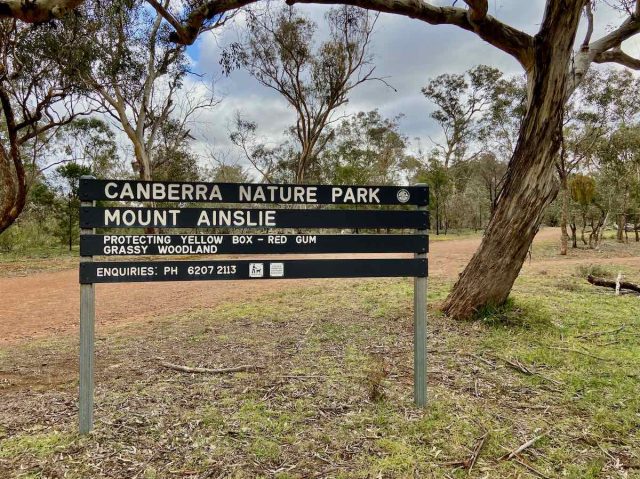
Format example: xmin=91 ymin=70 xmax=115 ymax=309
xmin=1 ymin=227 xmax=633 ymax=344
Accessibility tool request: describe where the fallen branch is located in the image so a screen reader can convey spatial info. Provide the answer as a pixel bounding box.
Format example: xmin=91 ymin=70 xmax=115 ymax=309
xmin=468 ymin=353 xmax=496 ymax=369
xmin=548 ymin=346 xmax=610 ymax=362
xmin=513 ymin=457 xmax=552 ymax=479
xmin=577 ymin=325 xmax=625 ymax=339
xmin=496 ymin=356 xmax=562 ymax=386
xmin=157 ymin=359 xmax=264 ymax=374
xmin=499 ymin=356 xmax=531 ymax=374
xmin=467 ymin=431 xmax=489 ymax=472
xmin=441 ymin=431 xmax=489 ymax=472
xmin=587 ymin=275 xmax=640 ymax=294
xmin=500 ymin=429 xmax=547 ymax=461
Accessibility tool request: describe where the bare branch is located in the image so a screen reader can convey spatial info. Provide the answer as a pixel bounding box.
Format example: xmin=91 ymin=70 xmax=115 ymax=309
xmin=594 ymin=47 xmax=640 ymax=69
xmin=581 ymin=1 xmax=594 ymax=49
xmin=147 ymin=0 xmax=534 ymax=68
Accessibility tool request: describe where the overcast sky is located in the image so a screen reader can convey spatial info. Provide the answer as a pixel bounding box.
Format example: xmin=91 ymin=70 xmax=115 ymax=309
xmin=176 ymin=1 xmax=640 ymax=171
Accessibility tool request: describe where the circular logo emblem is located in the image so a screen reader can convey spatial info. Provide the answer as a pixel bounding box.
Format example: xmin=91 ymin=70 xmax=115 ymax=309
xmin=397 ymin=189 xmax=411 ymax=204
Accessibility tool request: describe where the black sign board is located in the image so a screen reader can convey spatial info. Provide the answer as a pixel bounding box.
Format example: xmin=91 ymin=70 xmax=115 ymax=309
xmin=76 ymin=177 xmax=431 ymax=433
xmin=80 ymin=207 xmax=429 ymax=230
xmin=80 ymin=258 xmax=427 ymax=284
xmin=79 ymin=179 xmax=428 ymax=206
xmin=80 ymin=234 xmax=429 ymax=256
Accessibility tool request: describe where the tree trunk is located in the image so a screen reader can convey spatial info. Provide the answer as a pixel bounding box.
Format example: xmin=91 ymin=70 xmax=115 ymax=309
xmin=597 ymin=211 xmax=608 ymax=248
xmin=617 ymin=213 xmax=625 ymax=243
xmin=569 ymin=218 xmax=577 ymax=248
xmin=132 ymin=141 xmax=158 ymax=234
xmin=0 ymin=149 xmax=27 ymax=234
xmin=580 ymin=212 xmax=588 ymax=245
xmin=0 ymin=91 xmax=27 ymax=235
xmin=559 ymin=176 xmax=569 ymax=255
xmin=442 ymin=0 xmax=583 ymax=319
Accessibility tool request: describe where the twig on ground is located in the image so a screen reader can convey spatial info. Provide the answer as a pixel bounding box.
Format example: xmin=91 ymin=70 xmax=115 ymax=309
xmin=499 ymin=356 xmax=532 ymax=374
xmin=548 ymin=346 xmax=611 ymax=362
xmin=156 ymin=358 xmax=264 ymax=374
xmin=442 ymin=431 xmax=489 ymax=472
xmin=513 ymin=457 xmax=551 ymax=479
xmin=495 ymin=356 xmax=562 ymax=386
xmin=500 ymin=429 xmax=547 ymax=461
xmin=577 ymin=325 xmax=625 ymax=339
xmin=467 ymin=431 xmax=489 ymax=472
xmin=312 ymin=466 xmax=340 ymax=478
xmin=468 ymin=354 xmax=496 ymax=368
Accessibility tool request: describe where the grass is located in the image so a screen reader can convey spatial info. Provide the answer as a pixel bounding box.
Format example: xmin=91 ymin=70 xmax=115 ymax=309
xmin=1 ymin=250 xmax=639 ymax=477
xmin=531 ymin=233 xmax=640 ymax=261
xmin=428 ymin=228 xmax=481 ymax=242
xmin=0 ymin=246 xmax=79 ymax=278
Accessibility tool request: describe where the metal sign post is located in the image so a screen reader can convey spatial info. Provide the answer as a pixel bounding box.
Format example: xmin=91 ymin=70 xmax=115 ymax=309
xmin=79 ymin=176 xmax=95 ymax=434
xmin=77 ymin=179 xmax=429 ymax=433
xmin=414 ymin=183 xmax=428 ymax=408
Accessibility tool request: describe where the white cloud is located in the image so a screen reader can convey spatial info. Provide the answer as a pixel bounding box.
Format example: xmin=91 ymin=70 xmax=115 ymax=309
xmin=177 ymin=0 xmax=637 ymax=170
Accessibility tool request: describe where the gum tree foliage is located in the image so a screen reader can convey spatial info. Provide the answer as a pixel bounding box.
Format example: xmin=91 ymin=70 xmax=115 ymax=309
xmin=422 ymin=65 xmax=503 ymax=169
xmin=316 ymin=110 xmax=409 ymax=185
xmin=421 ymin=66 xmax=523 ymax=234
xmin=0 ymin=17 xmax=95 ymax=235
xmin=48 ymin=118 xmax=122 ymax=178
xmin=78 ymin=0 xmax=218 ymax=183
xmin=568 ymin=173 xmax=605 ymax=248
xmin=54 ymin=161 xmax=92 ymax=250
xmin=5 ymin=0 xmax=640 ymax=319
xmin=597 ymin=125 xmax=640 ymax=241
xmin=221 ymin=5 xmax=380 ymax=183
xmin=228 ymin=113 xmax=292 ymax=182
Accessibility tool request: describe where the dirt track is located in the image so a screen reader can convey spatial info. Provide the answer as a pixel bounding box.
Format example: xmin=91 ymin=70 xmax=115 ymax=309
xmin=1 ymin=227 xmax=637 ymax=344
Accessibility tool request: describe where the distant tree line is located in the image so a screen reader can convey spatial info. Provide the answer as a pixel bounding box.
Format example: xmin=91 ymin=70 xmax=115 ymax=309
xmin=2 ymin=1 xmax=640 ymax=318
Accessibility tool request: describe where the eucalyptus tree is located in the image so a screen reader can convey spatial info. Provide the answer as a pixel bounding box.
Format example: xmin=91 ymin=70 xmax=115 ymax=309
xmin=47 ymin=118 xmax=122 ymax=177
xmin=317 ymin=110 xmax=408 ymax=185
xmin=7 ymin=0 xmax=640 ymax=319
xmin=78 ymin=0 xmax=218 ymax=183
xmin=597 ymin=125 xmax=640 ymax=242
xmin=422 ymin=65 xmax=503 ymax=170
xmin=221 ymin=5 xmax=380 ymax=183
xmin=0 ymin=18 xmax=94 ymax=234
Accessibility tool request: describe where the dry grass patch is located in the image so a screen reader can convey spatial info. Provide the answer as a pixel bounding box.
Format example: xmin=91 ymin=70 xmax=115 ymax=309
xmin=0 ymin=268 xmax=638 ymax=478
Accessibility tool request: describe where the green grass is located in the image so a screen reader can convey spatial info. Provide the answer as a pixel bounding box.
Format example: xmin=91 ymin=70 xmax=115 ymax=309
xmin=0 ymin=431 xmax=75 ymax=459
xmin=1 ymin=259 xmax=639 ymax=477
xmin=428 ymin=228 xmax=481 ymax=241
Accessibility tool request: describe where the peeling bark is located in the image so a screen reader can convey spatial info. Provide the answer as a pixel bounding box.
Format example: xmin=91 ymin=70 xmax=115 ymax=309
xmin=0 ymin=89 xmax=27 ymax=234
xmin=559 ymin=176 xmax=569 ymax=255
xmin=442 ymin=0 xmax=585 ymax=319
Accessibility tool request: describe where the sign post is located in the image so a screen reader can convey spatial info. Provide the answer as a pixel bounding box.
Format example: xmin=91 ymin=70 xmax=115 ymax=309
xmin=79 ymin=176 xmax=95 ymax=434
xmin=77 ymin=179 xmax=429 ymax=433
xmin=414 ymin=183 xmax=428 ymax=407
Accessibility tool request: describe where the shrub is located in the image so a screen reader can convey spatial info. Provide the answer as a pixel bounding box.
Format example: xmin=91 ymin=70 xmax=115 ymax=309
xmin=576 ymin=264 xmax=613 ymax=279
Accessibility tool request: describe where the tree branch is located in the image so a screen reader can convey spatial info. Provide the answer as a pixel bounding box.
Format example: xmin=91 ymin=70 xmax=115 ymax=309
xmin=581 ymin=1 xmax=594 ymax=49
xmin=148 ymin=0 xmax=534 ymax=68
xmin=0 ymin=0 xmax=84 ymax=22
xmin=571 ymin=6 xmax=640 ymax=92
xmin=594 ymin=47 xmax=640 ymax=70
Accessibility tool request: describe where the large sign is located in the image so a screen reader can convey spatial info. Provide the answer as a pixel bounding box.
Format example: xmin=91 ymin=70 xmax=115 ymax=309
xmin=80 ymin=206 xmax=429 ymax=229
xmin=79 ymin=179 xmax=428 ymax=205
xmin=77 ymin=178 xmax=430 ymax=435
xmin=80 ymin=234 xmax=429 ymax=256
xmin=80 ymin=258 xmax=427 ymax=284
